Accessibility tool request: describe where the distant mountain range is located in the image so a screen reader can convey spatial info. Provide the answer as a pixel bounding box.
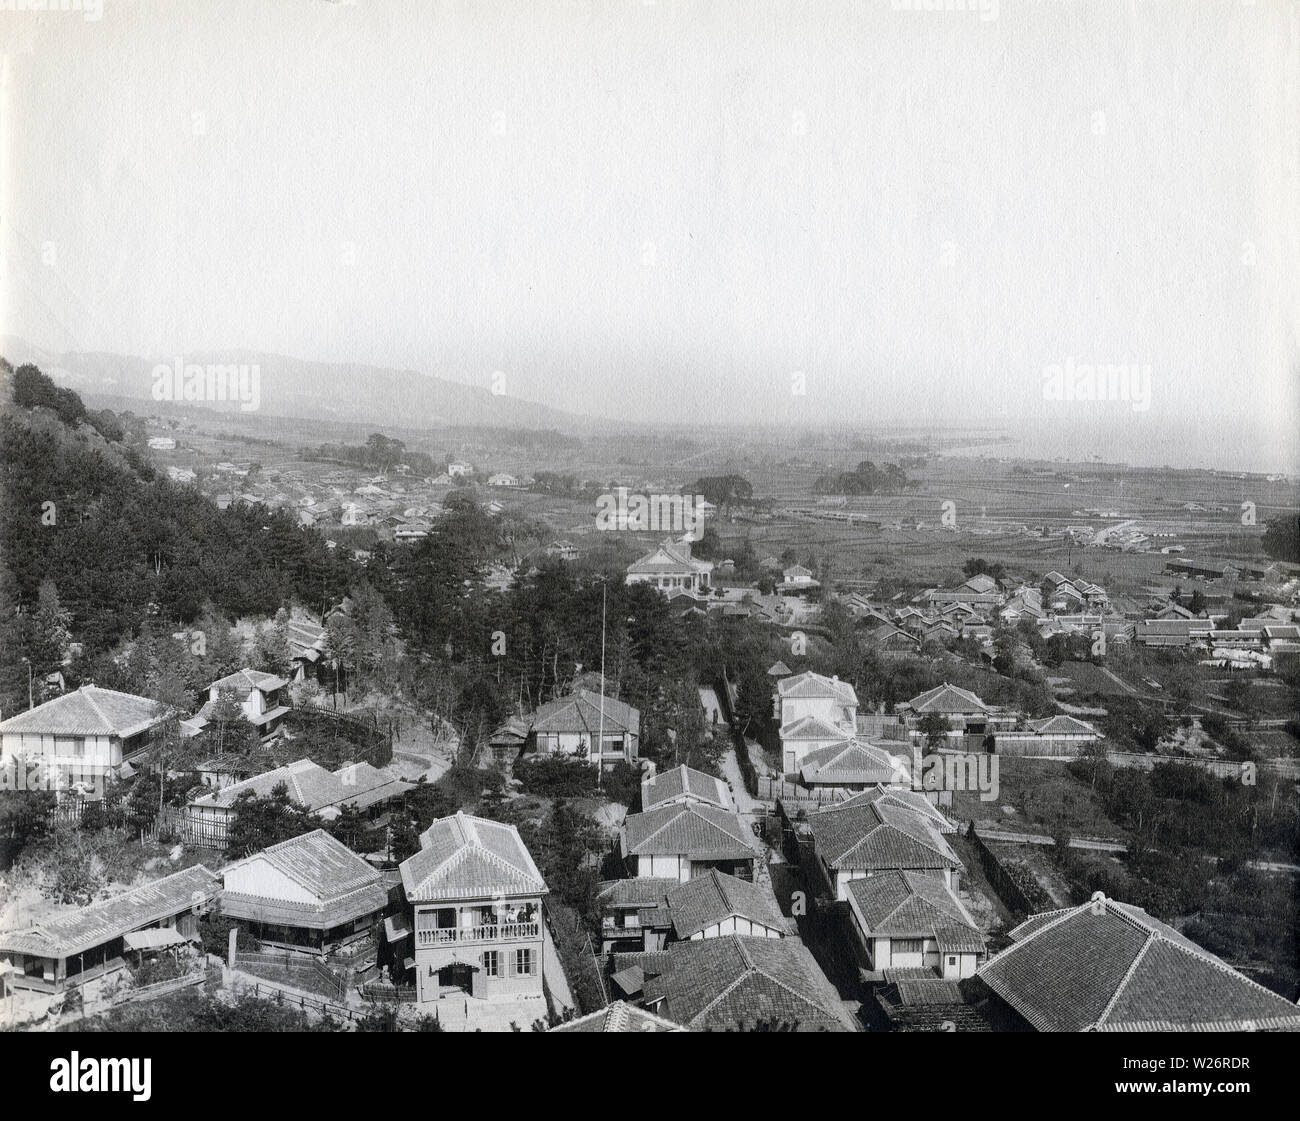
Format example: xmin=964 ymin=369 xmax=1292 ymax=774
xmin=0 ymin=337 xmax=590 ymax=432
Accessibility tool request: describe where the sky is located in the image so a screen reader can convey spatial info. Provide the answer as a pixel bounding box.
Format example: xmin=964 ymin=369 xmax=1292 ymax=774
xmin=3 ymin=0 xmax=1297 ymax=470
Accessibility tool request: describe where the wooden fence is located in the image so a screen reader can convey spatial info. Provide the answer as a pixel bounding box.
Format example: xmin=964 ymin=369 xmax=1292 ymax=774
xmin=234 ymin=950 xmax=348 ymax=1002
xmin=360 ymin=980 xmax=417 ymax=1004
xmin=245 ymin=981 xmax=362 ymax=1023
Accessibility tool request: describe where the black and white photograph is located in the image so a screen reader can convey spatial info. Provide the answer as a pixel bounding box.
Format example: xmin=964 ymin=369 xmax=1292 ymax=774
xmin=0 ymin=0 xmax=1297 ymax=1085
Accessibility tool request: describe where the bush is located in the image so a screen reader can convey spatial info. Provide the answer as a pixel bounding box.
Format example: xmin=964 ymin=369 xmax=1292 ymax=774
xmin=514 ymin=756 xmax=598 ymax=798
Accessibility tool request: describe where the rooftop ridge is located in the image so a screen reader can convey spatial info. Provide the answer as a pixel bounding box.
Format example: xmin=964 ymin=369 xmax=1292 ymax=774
xmin=1092 ymin=930 xmax=1154 ymax=1028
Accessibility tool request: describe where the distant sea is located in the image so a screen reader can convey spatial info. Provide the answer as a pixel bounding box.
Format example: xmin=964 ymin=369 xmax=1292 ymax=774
xmin=944 ymin=415 xmax=1298 ymax=478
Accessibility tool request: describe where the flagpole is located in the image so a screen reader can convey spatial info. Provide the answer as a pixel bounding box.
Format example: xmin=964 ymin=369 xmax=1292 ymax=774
xmin=598 ymin=580 xmax=606 ymax=793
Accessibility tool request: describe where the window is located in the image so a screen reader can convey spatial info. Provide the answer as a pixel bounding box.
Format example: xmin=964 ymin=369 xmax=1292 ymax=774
xmin=947 ymin=956 xmax=957 ymax=966
xmin=892 ymin=938 xmax=924 ymax=955
xmin=483 ymin=951 xmax=500 ymax=978
xmin=514 ymin=949 xmax=535 ymax=977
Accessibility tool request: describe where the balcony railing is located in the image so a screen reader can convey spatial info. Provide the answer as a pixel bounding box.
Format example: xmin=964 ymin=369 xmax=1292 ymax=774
xmin=415 ymin=922 xmax=540 ymax=946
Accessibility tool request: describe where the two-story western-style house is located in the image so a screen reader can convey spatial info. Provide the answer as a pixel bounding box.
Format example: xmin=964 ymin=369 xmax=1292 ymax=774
xmin=625 ymin=538 xmax=713 ymax=597
xmin=399 ymin=812 xmax=548 ymax=1005
xmin=190 ymin=668 xmax=292 ymax=740
xmin=0 ymin=686 xmax=175 ymax=800
xmin=774 ymin=671 xmax=859 ymax=773
xmin=620 ymin=803 xmax=758 ymax=882
xmin=526 ymin=689 xmax=640 ymax=768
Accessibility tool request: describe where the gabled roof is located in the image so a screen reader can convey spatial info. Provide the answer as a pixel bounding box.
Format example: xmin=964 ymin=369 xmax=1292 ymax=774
xmin=0 ymin=686 xmax=172 ymax=739
xmin=597 ymin=878 xmax=675 ymax=930
xmin=868 ymin=623 xmax=920 ymax=646
xmin=400 ymin=812 xmax=547 ymax=901
xmin=623 ymin=804 xmax=756 ymax=860
xmin=0 ymin=865 xmax=220 ymax=959
xmin=530 ymin=689 xmax=640 ymax=737
xmin=664 ymin=870 xmax=790 ymax=940
xmin=287 ymin=619 xmax=328 ymax=661
xmin=221 ymin=829 xmax=385 ymax=927
xmin=798 ymin=739 xmax=905 ymax=786
xmin=904 ymin=682 xmax=989 ymax=714
xmin=846 ymin=870 xmax=981 ymax=944
xmin=776 ymin=671 xmax=858 ymax=706
xmin=641 ymin=764 xmax=731 ymax=811
xmin=779 ymin=714 xmax=853 ymax=741
xmin=549 ymin=1000 xmax=686 ymax=1032
xmin=627 ymin=539 xmax=713 ymax=575
xmin=961 ymin=574 xmax=998 ymax=594
xmin=190 ymin=758 xmax=345 ymax=812
xmin=834 ymin=786 xmax=959 ymax=834
xmin=979 ymin=897 xmax=1300 ymax=1032
xmin=807 ymin=797 xmax=962 ymax=873
xmin=209 ymin=668 xmax=290 ymax=694
xmin=1028 ymin=715 xmax=1099 ymax=736
xmin=632 ymin=935 xmax=854 ymax=1031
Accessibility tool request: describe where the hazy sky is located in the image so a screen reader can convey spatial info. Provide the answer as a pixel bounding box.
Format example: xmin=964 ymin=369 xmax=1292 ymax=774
xmin=3 ymin=1 xmax=1297 ymax=467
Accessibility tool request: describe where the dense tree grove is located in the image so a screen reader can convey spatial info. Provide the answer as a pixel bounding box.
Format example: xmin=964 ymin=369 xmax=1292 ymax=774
xmin=0 ymin=363 xmax=356 ymax=712
xmin=812 ymin=459 xmax=909 ymax=495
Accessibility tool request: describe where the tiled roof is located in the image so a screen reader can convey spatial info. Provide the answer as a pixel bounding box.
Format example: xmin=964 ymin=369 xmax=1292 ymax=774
xmin=834 ymin=786 xmax=959 ymax=834
xmin=1028 ymin=715 xmax=1099 ymax=736
xmin=642 ymin=764 xmax=730 ymax=811
xmin=808 ymin=798 xmax=961 ymax=873
xmin=623 ymin=804 xmax=756 ymax=860
xmin=287 ymin=619 xmax=328 ymax=661
xmin=597 ymin=878 xmax=674 ymax=928
xmin=639 ymin=935 xmax=855 ymax=1032
xmin=220 ymin=829 xmax=387 ymax=929
xmin=627 ymin=539 xmax=713 ymax=575
xmin=530 ymin=689 xmax=640 ymax=737
xmin=846 ymin=870 xmax=981 ymax=947
xmin=905 ymin=683 xmax=988 ymax=714
xmin=777 ymin=672 xmax=858 ymax=706
xmin=190 ymin=758 xmax=402 ymax=814
xmin=779 ymin=714 xmax=852 ymax=741
xmin=550 ymin=1000 xmax=685 ymax=1032
xmin=208 ymin=668 xmax=290 ymax=694
xmin=798 ymin=739 xmax=905 ymax=786
xmin=400 ymin=812 xmax=548 ymax=901
xmin=0 ymin=686 xmax=172 ymax=738
xmin=0 ymin=865 xmax=219 ymax=958
xmin=665 ymin=870 xmax=789 ymax=939
xmin=979 ymin=898 xmax=1300 ymax=1032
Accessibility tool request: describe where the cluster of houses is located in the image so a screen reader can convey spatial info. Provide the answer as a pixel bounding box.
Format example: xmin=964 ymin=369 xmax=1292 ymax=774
xmin=1134 ymin=603 xmax=1300 ymax=667
xmin=594 ymin=764 xmax=857 ymax=1031
xmin=769 ymin=669 xmax=1101 ymax=794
